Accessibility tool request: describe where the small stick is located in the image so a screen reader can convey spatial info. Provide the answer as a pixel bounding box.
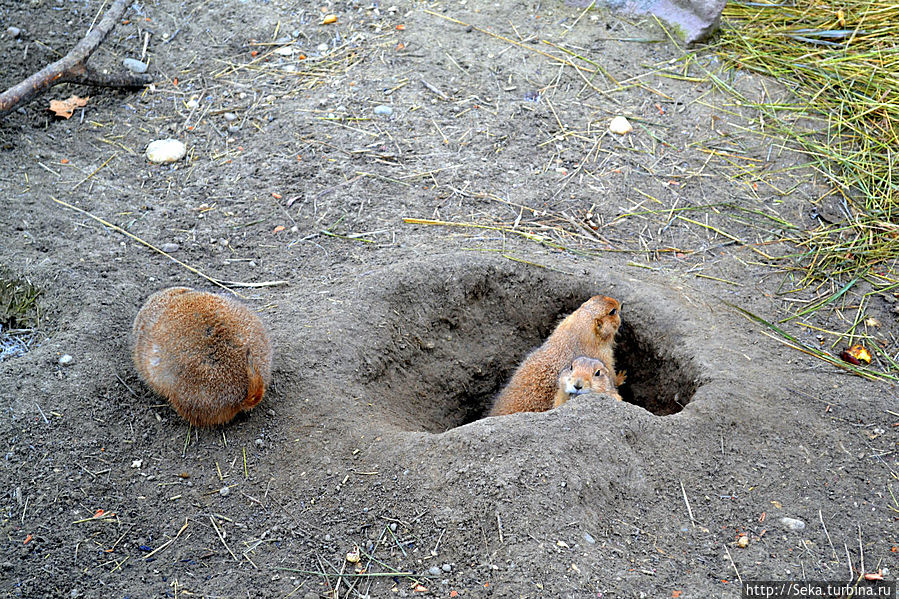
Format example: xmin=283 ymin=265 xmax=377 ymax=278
xmin=34 ymin=402 xmax=49 ymax=424
xmin=723 ymin=544 xmax=743 ymax=585
xmin=137 ymin=517 xmax=188 ymax=559
xmin=496 ymin=511 xmax=504 ymax=544
xmin=680 ymin=479 xmax=696 ymax=528
xmin=209 ymin=516 xmax=238 ymax=562
xmin=52 ymin=198 xmax=245 ymax=298
xmin=818 ymin=509 xmax=838 ymax=562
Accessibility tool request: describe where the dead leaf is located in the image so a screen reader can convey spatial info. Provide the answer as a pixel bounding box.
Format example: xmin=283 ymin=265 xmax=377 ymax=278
xmin=840 ymin=344 xmax=872 ymax=365
xmin=49 ymin=96 xmax=89 ymax=119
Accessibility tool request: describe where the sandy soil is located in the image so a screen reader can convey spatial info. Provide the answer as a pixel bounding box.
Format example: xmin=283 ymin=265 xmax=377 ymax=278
xmin=1 ymin=0 xmax=897 ymax=597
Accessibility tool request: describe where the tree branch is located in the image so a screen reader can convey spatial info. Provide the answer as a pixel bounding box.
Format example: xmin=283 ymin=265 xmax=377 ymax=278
xmin=0 ymin=0 xmax=153 ymax=119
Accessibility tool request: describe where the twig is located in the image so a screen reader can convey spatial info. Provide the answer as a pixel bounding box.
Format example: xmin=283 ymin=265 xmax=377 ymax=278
xmin=680 ymin=479 xmax=696 ymax=528
xmin=143 ymin=519 xmax=190 ymax=559
xmin=51 ymin=198 xmax=247 ymax=298
xmin=818 ymin=509 xmax=839 ymax=562
xmin=0 ymin=0 xmax=152 ymax=118
xmin=723 ymin=544 xmax=743 ymax=585
xmin=209 ymin=515 xmax=238 ymax=562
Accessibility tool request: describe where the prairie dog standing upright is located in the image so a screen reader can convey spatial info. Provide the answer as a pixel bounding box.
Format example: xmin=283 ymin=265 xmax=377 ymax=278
xmin=553 ymin=356 xmax=622 ymax=408
xmin=132 ymin=287 xmax=273 ymax=426
xmin=488 ymin=295 xmax=621 ymax=416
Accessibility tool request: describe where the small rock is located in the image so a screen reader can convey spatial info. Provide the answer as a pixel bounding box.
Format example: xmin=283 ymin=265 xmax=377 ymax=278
xmin=346 ymin=547 xmax=360 ymax=563
xmin=131 ymin=459 xmax=142 ymax=469
xmin=223 ymin=112 xmax=237 ymax=122
xmin=58 ymin=354 xmax=74 ymax=366
xmin=609 ymin=115 xmax=633 ymax=135
xmin=780 ymin=517 xmax=805 ymax=531
xmin=373 ymin=105 xmax=393 ymax=116
xmin=324 ymin=534 xmax=332 ymax=541
xmin=227 ymin=125 xmax=240 ymax=134
xmin=7 ymin=27 xmax=21 ymax=38
xmin=389 ymin=522 xmax=398 ymax=532
xmin=317 ymin=42 xmax=329 ymax=53
xmin=122 ymin=58 xmax=148 ymax=74
xmin=219 ymin=486 xmax=230 ymax=497
xmin=146 ymin=139 xmax=186 ymax=163
xmin=275 ymin=46 xmax=295 ymax=56
xmin=442 ymin=564 xmax=452 ymax=572
xmin=583 ymin=532 xmax=596 ymax=544
xmin=255 ymin=438 xmax=264 ymax=448
xmin=737 ymin=534 xmax=749 ymax=548
xmin=304 ymin=593 xmax=318 ymax=599
xmin=160 ymin=242 xmax=179 ymax=253
xmin=186 ymin=99 xmax=199 ymax=110
xmin=428 ymin=566 xmax=441 ymax=576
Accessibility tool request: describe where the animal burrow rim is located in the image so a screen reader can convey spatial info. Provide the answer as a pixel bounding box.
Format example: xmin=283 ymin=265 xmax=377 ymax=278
xmin=359 ymin=286 xmax=702 ymax=434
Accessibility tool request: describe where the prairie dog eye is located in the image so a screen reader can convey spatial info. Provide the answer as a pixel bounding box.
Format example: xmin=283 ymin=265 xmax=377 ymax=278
xmin=608 ymin=308 xmax=618 ymax=316
xmin=594 ymin=369 xmax=604 ymax=377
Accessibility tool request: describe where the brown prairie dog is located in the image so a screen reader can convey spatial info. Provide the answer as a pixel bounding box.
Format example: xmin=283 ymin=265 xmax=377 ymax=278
xmin=489 ymin=295 xmax=621 ymax=416
xmin=132 ymin=287 xmax=273 ymax=427
xmin=553 ymin=357 xmax=622 ymax=408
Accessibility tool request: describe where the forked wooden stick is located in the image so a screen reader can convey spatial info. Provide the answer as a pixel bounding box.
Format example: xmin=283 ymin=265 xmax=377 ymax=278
xmin=0 ymin=0 xmax=152 ymax=119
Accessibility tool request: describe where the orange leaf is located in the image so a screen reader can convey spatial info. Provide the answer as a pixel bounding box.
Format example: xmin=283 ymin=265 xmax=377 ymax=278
xmin=864 ymin=571 xmax=884 ymax=581
xmin=322 ymin=14 xmax=337 ymax=24
xmin=272 ymin=192 xmax=282 ymax=199
xmin=450 ymin=592 xmax=459 ymax=598
xmin=93 ymin=509 xmax=105 ymax=518
xmin=23 ymin=534 xmax=32 ymax=544
xmin=672 ymin=592 xmax=682 ymax=598
xmin=48 ymin=96 xmax=90 ymax=119
xmin=841 ymin=344 xmax=872 ymax=365
xmin=396 ymin=24 xmax=406 ymax=30
xmin=60 ymin=158 xmax=70 ymax=164
xmin=413 ymin=584 xmax=428 ymax=593
xmin=273 ymin=225 xmax=285 ymax=234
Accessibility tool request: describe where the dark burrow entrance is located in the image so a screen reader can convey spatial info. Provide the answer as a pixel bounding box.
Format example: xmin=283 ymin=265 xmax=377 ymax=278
xmin=357 ymin=262 xmax=702 ymax=433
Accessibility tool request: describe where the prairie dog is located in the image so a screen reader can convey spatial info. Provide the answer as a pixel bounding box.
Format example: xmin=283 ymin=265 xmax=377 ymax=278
xmin=489 ymin=295 xmax=621 ymax=416
xmin=132 ymin=287 xmax=273 ymax=426
xmin=553 ymin=356 xmax=622 ymax=408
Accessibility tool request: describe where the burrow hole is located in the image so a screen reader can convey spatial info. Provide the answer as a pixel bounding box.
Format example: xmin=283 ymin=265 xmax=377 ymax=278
xmin=360 ymin=270 xmax=700 ymax=433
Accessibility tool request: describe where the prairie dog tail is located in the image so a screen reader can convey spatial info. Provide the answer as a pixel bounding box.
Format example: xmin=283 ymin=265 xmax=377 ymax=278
xmin=244 ymin=348 xmax=266 ymax=409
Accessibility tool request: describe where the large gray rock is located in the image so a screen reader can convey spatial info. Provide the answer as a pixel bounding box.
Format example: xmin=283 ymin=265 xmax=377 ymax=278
xmin=595 ymin=0 xmax=726 ymax=44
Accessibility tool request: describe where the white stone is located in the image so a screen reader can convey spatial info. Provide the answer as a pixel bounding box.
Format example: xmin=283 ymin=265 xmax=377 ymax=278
xmin=609 ymin=116 xmax=633 ymax=135
xmin=146 ymin=139 xmax=186 ymax=163
xmin=275 ymin=46 xmax=295 ymax=56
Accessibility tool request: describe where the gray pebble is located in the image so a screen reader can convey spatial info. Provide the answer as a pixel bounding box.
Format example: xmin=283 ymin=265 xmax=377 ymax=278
xmin=317 ymin=42 xmax=329 ymax=53
xmin=583 ymin=532 xmax=596 ymax=544
xmin=780 ymin=516 xmax=805 ymax=531
xmin=58 ymin=354 xmax=73 ymax=366
xmin=219 ymin=486 xmax=230 ymax=497
xmin=254 ymin=438 xmax=264 ymax=448
xmin=227 ymin=125 xmax=240 ymax=134
xmin=389 ymin=522 xmax=397 ymax=532
xmin=304 ymin=593 xmax=318 ymax=599
xmin=292 ymin=29 xmax=300 ymax=37
xmin=428 ymin=566 xmax=441 ymax=576
xmin=122 ymin=58 xmax=148 ymax=74
xmin=7 ymin=27 xmax=21 ymax=38
xmin=160 ymin=242 xmax=179 ymax=253
xmin=223 ymin=112 xmax=238 ymax=122
xmin=373 ymin=105 xmax=393 ymax=116
xmin=442 ymin=563 xmax=452 ymax=572
xmin=324 ymin=534 xmax=331 ymax=541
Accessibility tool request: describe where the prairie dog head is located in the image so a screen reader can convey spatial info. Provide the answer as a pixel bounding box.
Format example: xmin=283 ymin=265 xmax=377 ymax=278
xmin=580 ymin=295 xmax=621 ymax=342
xmin=558 ymin=356 xmax=615 ymax=397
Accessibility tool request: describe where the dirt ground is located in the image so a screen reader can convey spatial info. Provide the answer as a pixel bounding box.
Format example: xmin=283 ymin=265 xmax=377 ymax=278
xmin=1 ymin=0 xmax=897 ymax=597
